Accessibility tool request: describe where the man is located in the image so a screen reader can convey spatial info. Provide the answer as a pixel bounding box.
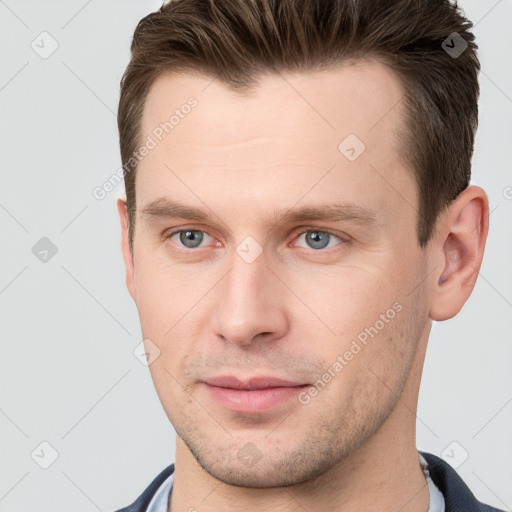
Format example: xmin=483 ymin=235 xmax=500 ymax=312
xmin=113 ymin=0 xmax=504 ymax=511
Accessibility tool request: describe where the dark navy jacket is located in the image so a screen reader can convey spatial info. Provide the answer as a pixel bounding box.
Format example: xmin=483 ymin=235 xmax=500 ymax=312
xmin=114 ymin=451 xmax=506 ymax=512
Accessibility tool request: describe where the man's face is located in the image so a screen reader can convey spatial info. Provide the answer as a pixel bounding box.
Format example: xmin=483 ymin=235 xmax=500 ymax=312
xmin=124 ymin=60 xmax=433 ymax=486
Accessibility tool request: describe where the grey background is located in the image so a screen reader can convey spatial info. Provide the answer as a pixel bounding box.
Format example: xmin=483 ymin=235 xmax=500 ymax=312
xmin=0 ymin=1 xmax=511 ymax=511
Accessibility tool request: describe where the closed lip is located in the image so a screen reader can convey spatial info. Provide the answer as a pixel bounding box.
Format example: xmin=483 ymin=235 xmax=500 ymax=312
xmin=203 ymin=375 xmax=308 ymax=390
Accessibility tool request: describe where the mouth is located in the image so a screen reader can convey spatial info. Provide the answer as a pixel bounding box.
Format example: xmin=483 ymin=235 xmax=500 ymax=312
xmin=201 ymin=375 xmax=310 ymax=413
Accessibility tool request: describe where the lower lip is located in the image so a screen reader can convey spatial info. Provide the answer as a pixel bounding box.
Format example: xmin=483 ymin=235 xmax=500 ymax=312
xmin=204 ymin=384 xmax=309 ymax=413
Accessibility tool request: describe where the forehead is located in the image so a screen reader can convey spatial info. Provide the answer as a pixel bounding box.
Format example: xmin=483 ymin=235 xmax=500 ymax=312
xmin=136 ymin=60 xmax=415 ymax=226
xmin=141 ymin=59 xmax=405 ymax=149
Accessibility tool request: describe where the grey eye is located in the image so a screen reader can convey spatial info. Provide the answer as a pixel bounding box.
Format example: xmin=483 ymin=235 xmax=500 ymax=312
xmin=296 ymin=230 xmax=341 ymax=250
xmin=177 ymin=230 xmax=205 ymax=248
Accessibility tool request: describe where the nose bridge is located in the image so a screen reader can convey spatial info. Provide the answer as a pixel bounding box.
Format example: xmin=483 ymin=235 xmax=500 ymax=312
xmin=212 ymin=246 xmax=287 ymax=345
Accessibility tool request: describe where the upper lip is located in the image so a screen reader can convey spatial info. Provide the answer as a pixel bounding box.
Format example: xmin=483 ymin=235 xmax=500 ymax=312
xmin=203 ymin=376 xmax=307 ymax=390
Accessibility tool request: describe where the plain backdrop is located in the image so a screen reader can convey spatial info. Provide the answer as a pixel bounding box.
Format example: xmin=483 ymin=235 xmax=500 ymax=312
xmin=0 ymin=1 xmax=511 ymax=511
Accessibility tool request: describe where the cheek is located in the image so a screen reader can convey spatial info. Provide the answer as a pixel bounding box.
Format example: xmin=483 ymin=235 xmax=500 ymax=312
xmin=290 ymin=263 xmax=401 ymax=338
xmin=300 ymin=259 xmax=426 ymax=385
xmin=132 ymin=254 xmax=199 ymax=334
xmin=132 ymin=255 xmax=207 ymax=381
xmin=353 ymin=284 xmax=428 ymax=382
xmin=322 ymin=299 xmax=426 ymax=423
xmin=146 ymin=358 xmax=189 ymax=427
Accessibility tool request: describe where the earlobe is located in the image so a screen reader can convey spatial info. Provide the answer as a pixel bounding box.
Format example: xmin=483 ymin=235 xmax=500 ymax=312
xmin=116 ymin=197 xmax=136 ymax=301
xmin=429 ymin=186 xmax=489 ymax=321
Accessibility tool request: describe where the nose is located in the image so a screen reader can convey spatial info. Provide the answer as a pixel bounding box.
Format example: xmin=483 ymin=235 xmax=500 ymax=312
xmin=211 ymin=248 xmax=289 ymax=347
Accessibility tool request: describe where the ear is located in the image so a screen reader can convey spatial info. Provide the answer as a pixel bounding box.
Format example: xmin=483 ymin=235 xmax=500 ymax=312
xmin=429 ymin=186 xmax=489 ymax=321
xmin=116 ymin=197 xmax=136 ymax=301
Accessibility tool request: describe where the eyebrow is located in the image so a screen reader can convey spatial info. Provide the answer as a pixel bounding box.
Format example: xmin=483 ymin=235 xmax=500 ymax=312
xmin=140 ymin=197 xmax=377 ymax=227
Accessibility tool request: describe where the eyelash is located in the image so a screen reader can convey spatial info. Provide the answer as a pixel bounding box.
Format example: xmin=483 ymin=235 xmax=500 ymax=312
xmin=164 ymin=226 xmax=347 ymax=252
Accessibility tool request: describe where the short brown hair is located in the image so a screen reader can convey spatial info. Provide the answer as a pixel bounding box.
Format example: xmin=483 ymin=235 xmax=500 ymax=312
xmin=118 ymin=0 xmax=480 ymax=250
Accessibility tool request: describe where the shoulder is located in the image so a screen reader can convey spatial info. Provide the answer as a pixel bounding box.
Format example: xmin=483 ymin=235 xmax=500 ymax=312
xmin=111 ymin=463 xmax=175 ymax=512
xmin=420 ymin=451 xmax=505 ymax=512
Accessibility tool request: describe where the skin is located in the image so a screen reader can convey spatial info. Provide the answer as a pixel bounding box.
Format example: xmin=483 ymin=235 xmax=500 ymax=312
xmin=117 ymin=59 xmax=488 ymax=512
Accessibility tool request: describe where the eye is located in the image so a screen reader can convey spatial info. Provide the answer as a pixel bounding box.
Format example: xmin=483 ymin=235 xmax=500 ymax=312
xmin=165 ymin=227 xmax=345 ymax=252
xmin=168 ymin=229 xmax=213 ymax=249
xmin=294 ymin=229 xmax=344 ymax=251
